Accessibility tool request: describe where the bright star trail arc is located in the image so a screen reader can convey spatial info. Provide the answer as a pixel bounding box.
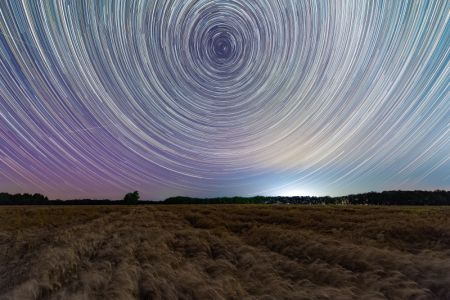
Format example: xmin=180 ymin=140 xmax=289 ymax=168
xmin=0 ymin=1 xmax=449 ymax=200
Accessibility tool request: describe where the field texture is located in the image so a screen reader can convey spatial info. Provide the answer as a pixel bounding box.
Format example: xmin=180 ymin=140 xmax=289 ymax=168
xmin=1 ymin=205 xmax=450 ymax=299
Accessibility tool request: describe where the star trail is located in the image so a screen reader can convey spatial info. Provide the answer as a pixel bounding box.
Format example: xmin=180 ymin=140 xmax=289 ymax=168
xmin=0 ymin=1 xmax=449 ymax=200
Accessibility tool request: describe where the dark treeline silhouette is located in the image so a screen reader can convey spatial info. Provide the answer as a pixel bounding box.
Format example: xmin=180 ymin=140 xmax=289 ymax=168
xmin=0 ymin=190 xmax=449 ymax=205
xmin=0 ymin=193 xmax=116 ymax=205
xmin=164 ymin=190 xmax=450 ymax=205
xmin=0 ymin=193 xmax=49 ymax=205
xmin=336 ymin=190 xmax=450 ymax=205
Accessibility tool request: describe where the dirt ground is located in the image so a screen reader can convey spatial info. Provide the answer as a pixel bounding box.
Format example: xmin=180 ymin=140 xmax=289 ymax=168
xmin=0 ymin=205 xmax=449 ymax=299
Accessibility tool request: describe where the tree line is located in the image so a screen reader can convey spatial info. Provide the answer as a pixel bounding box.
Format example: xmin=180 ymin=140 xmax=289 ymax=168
xmin=0 ymin=190 xmax=449 ymax=205
xmin=0 ymin=191 xmax=142 ymax=205
xmin=163 ymin=190 xmax=450 ymax=205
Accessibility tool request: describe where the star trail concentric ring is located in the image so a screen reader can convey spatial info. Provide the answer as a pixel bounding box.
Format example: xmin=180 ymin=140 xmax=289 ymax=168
xmin=0 ymin=1 xmax=449 ymax=199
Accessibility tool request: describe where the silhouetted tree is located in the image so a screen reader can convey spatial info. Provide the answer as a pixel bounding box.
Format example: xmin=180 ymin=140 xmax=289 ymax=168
xmin=123 ymin=191 xmax=140 ymax=204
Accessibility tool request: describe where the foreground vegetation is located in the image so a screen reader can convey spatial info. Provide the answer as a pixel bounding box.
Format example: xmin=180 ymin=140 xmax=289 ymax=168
xmin=1 ymin=205 xmax=450 ymax=299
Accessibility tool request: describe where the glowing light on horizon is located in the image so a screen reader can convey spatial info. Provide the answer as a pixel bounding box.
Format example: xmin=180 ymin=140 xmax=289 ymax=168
xmin=276 ymin=188 xmax=318 ymax=198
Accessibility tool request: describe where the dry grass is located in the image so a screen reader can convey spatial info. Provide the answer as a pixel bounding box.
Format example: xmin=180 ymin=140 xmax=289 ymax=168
xmin=0 ymin=205 xmax=450 ymax=299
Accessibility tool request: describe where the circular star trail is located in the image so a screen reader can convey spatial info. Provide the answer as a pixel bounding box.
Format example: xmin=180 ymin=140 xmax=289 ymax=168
xmin=0 ymin=1 xmax=449 ymax=199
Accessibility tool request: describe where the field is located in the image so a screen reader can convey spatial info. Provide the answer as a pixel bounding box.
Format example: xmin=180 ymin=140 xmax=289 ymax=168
xmin=1 ymin=205 xmax=450 ymax=299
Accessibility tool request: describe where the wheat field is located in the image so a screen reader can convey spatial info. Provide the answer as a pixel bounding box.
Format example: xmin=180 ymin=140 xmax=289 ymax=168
xmin=1 ymin=205 xmax=450 ymax=299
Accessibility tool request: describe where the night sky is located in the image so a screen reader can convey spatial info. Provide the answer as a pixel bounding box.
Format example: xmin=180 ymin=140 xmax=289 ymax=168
xmin=0 ymin=1 xmax=449 ymax=200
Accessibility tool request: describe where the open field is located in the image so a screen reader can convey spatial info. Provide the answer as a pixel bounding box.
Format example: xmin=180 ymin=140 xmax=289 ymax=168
xmin=1 ymin=205 xmax=450 ymax=299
